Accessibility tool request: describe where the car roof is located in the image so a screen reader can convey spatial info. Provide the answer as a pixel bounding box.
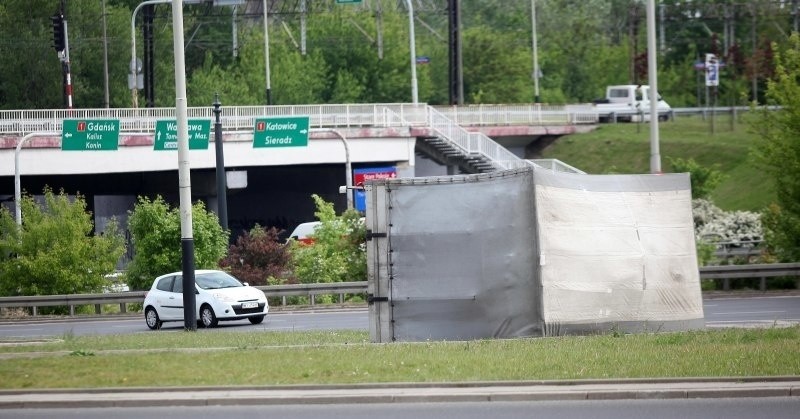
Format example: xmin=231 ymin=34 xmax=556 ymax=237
xmin=155 ymin=269 xmax=225 ymax=279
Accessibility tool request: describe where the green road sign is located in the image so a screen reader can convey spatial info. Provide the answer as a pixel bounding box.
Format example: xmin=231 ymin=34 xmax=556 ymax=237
xmin=154 ymin=119 xmax=211 ymax=151
xmin=62 ymin=119 xmax=120 ymax=151
xmin=253 ymin=116 xmax=310 ymax=148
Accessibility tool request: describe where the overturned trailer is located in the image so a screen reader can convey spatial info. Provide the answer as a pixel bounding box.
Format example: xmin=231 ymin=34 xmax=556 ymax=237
xmin=364 ymin=166 xmax=704 ymax=343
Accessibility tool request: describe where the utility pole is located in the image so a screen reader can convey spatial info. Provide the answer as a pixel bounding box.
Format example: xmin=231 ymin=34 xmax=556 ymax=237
xmin=144 ymin=4 xmax=155 ymax=107
xmin=448 ymin=0 xmax=463 ymax=105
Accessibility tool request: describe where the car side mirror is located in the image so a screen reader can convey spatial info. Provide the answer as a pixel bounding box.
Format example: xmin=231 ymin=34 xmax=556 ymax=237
xmin=243 ymin=282 xmax=249 ymax=287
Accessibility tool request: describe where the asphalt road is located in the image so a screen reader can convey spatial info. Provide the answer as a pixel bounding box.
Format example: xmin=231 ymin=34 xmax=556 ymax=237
xmin=0 ymin=295 xmax=798 ymax=338
xmin=0 ymin=309 xmax=370 ymax=338
xmin=2 ymin=393 xmax=800 ymax=418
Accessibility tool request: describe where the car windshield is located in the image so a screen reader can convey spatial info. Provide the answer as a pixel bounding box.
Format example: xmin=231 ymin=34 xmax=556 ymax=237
xmin=195 ymin=271 xmax=243 ymax=290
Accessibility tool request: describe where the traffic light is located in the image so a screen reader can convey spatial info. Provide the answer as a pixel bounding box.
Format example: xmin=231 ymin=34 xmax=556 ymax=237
xmin=50 ymin=13 xmax=65 ymax=52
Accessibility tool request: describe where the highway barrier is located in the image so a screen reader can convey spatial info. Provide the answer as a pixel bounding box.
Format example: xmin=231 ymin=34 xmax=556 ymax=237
xmin=0 ymin=263 xmax=798 ymax=317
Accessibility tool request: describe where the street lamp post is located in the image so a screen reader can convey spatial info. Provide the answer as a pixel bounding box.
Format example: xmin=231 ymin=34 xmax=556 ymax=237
xmin=171 ymin=0 xmax=197 ymax=331
xmin=131 ymin=0 xmax=171 ymax=108
xmin=646 ymin=0 xmax=661 ymax=174
xmin=531 ymin=0 xmax=540 ymax=103
xmin=131 ymin=0 xmax=206 ymax=108
xmin=403 ymin=0 xmax=419 ymax=104
xmin=263 ymin=0 xmax=272 ymax=105
xmin=313 ymin=129 xmax=353 ymax=210
xmin=15 ymin=133 xmax=58 ymax=226
xmin=212 ymin=94 xmax=228 ymax=231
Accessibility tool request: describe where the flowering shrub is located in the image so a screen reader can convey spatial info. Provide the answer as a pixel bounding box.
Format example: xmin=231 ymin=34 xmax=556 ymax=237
xmin=692 ymin=199 xmax=762 ymax=244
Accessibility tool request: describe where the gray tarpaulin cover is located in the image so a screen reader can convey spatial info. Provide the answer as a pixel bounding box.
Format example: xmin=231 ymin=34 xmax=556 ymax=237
xmin=365 ymin=166 xmax=704 ymax=343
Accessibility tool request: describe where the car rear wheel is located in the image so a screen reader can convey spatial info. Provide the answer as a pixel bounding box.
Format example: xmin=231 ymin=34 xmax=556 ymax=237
xmin=145 ymin=307 xmax=162 ymax=330
xmin=200 ymin=305 xmax=218 ymax=328
xmin=248 ymin=315 xmax=265 ymax=325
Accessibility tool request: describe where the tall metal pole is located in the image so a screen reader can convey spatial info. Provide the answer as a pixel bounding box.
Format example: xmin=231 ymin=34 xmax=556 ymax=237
xmin=102 ymin=0 xmax=110 ymax=108
xmin=314 ymin=129 xmax=353 ymax=210
xmin=171 ymin=0 xmax=196 ymax=331
xmin=14 ymin=133 xmax=56 ymax=226
xmin=404 ymin=0 xmax=419 ymax=104
xmin=646 ymin=0 xmax=661 ymax=174
xmin=131 ymin=0 xmax=171 ymax=109
xmin=213 ymin=94 xmax=228 ymax=231
xmin=263 ymin=0 xmax=272 ymax=105
xmin=531 ymin=0 xmax=540 ymax=103
xmin=448 ymin=0 xmax=463 ymax=105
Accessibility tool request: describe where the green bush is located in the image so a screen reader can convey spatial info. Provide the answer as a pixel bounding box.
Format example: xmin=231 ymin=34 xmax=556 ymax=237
xmin=0 ymin=188 xmax=125 ymax=298
xmin=126 ymin=196 xmax=228 ymax=290
xmin=289 ymin=195 xmax=366 ymax=284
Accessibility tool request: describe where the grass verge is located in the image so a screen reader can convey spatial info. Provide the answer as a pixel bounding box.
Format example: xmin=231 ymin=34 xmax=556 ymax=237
xmin=0 ymin=327 xmax=798 ymax=389
xmin=539 ymin=114 xmax=773 ymax=211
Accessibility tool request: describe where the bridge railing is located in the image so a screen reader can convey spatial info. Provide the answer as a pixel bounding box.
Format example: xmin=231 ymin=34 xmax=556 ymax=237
xmin=432 ymin=103 xmax=598 ymax=125
xmin=426 ymin=107 xmax=523 ymax=170
xmin=0 ymin=103 xmax=595 ymax=136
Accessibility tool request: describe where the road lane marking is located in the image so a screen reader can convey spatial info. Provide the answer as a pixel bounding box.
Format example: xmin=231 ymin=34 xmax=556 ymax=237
xmin=708 ymin=311 xmax=785 ymax=315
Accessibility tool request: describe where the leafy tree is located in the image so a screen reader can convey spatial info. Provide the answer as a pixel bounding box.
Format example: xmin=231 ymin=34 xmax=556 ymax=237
xmin=0 ymin=188 xmax=125 ymax=296
xmin=289 ymin=194 xmax=366 ymax=285
xmin=751 ymin=33 xmax=800 ymax=261
xmin=461 ymin=26 xmax=533 ymax=104
xmin=219 ymin=225 xmax=290 ymax=286
xmin=668 ymin=157 xmax=727 ymax=200
xmin=126 ymin=196 xmax=229 ymax=290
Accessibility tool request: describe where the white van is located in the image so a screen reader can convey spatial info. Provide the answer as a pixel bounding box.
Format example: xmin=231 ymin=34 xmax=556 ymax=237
xmin=287 ymin=221 xmax=321 ymax=245
xmin=286 ymin=217 xmax=365 ymax=245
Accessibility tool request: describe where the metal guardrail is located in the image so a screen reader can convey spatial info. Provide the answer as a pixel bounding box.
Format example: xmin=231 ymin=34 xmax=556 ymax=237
xmin=1 ymin=263 xmax=798 ymax=317
xmin=593 ymin=105 xmax=781 ymax=123
xmin=0 ymin=281 xmax=368 ymax=317
xmin=699 ymin=263 xmax=800 ymax=291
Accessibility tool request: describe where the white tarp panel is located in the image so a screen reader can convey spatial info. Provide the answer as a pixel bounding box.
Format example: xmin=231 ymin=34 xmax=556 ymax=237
xmin=365 ymin=166 xmax=704 ymax=342
xmin=534 ymin=169 xmax=704 ymax=334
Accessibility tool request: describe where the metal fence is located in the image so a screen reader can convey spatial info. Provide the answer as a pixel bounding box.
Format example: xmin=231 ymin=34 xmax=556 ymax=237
xmin=0 ymin=263 xmax=797 ymax=318
xmin=0 ymin=282 xmax=368 ymax=317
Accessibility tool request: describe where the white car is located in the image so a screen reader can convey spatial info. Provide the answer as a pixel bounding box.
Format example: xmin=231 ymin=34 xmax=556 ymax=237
xmin=143 ymin=270 xmax=269 ymax=329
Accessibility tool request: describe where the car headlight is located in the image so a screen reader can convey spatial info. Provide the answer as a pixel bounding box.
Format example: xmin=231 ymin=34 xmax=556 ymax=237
xmin=212 ymin=293 xmax=236 ymax=302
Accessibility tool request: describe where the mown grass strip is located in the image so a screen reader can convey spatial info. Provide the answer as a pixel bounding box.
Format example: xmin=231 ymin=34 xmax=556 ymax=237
xmin=0 ymin=327 xmax=798 ymax=389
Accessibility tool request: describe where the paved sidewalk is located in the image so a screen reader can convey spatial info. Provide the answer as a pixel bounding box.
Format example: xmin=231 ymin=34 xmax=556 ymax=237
xmin=0 ymin=378 xmax=797 ymax=408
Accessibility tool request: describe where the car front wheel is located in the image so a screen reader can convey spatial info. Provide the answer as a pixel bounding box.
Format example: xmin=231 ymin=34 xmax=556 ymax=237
xmin=200 ymin=305 xmax=218 ymax=328
xmin=248 ymin=315 xmax=265 ymax=325
xmin=145 ymin=307 xmax=162 ymax=330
